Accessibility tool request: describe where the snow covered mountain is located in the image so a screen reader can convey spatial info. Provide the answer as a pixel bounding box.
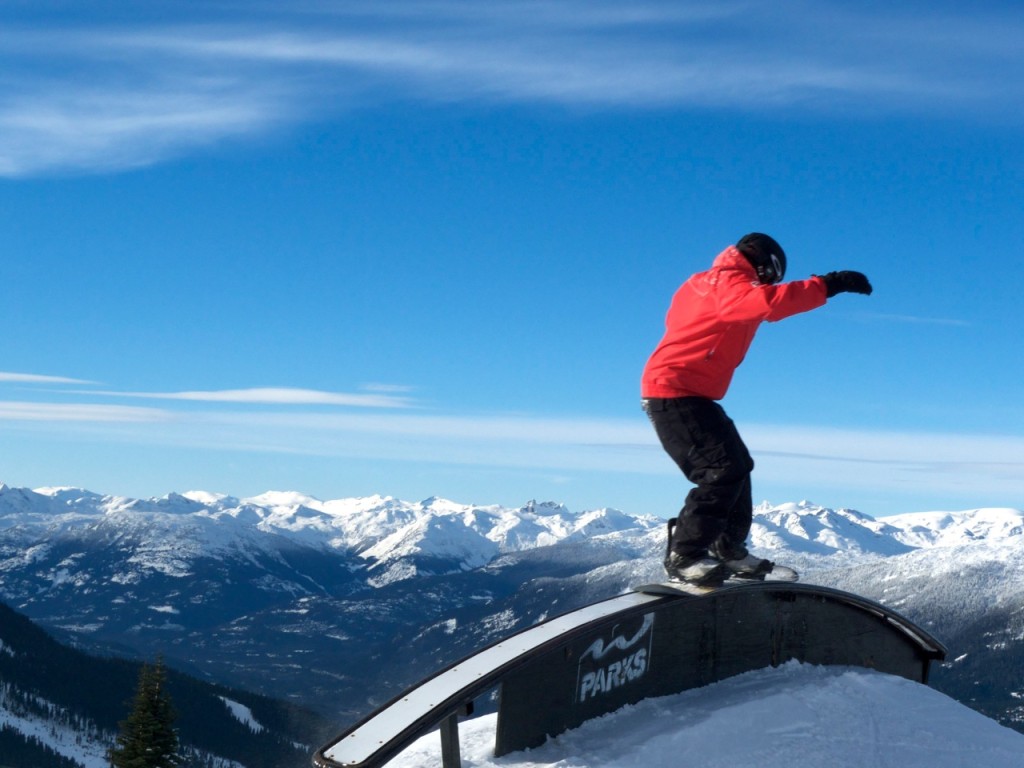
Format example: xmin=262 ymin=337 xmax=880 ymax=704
xmin=0 ymin=483 xmax=1022 ymax=740
xmin=0 ymin=484 xmax=651 ymax=580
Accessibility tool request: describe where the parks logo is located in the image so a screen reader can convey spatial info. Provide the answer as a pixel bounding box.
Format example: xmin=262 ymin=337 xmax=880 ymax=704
xmin=576 ymin=613 xmax=654 ymax=703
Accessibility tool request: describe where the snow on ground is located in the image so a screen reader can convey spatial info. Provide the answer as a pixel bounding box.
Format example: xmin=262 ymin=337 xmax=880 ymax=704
xmin=387 ymin=662 xmax=1024 ymax=768
xmin=0 ymin=691 xmax=110 ymax=768
xmin=218 ymin=696 xmax=265 ymax=733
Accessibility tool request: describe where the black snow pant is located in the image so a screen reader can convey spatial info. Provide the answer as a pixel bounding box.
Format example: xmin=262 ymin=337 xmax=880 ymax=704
xmin=642 ymin=396 xmax=755 ymax=562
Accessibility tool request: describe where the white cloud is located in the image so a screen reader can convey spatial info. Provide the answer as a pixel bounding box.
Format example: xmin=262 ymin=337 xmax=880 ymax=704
xmin=0 ymin=80 xmax=288 ymax=176
xmin=87 ymin=387 xmax=415 ymax=408
xmin=0 ymin=372 xmax=96 ymax=385
xmin=0 ymin=401 xmax=166 ymax=422
xmin=743 ymin=423 xmax=1024 ymax=499
xmin=2 ymin=1 xmax=1022 ymax=175
xmin=360 ymin=383 xmax=417 ymax=394
xmin=185 ymin=411 xmax=1024 ymax=503
xmin=853 ymin=313 xmax=971 ymax=328
xmin=1 ymin=390 xmax=1022 ymax=504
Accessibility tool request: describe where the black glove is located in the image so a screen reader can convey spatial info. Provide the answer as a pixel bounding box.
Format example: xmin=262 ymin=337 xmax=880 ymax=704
xmin=821 ymin=271 xmax=872 ymax=298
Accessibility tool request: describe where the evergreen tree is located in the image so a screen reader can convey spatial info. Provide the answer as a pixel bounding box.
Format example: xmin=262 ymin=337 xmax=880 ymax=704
xmin=108 ymin=656 xmax=181 ymax=768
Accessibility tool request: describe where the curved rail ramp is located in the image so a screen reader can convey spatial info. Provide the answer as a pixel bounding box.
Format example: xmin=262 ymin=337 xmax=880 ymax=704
xmin=313 ymin=583 xmax=946 ymax=768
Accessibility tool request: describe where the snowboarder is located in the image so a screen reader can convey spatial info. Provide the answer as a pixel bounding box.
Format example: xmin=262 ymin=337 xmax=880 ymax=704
xmin=641 ymin=233 xmax=871 ymax=585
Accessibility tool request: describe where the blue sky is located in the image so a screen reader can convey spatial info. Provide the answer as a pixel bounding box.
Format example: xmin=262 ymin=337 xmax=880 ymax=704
xmin=1 ymin=0 xmax=1023 ymax=518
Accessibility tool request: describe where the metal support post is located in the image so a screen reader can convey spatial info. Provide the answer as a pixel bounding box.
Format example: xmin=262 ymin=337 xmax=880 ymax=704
xmin=439 ymin=711 xmax=461 ymax=768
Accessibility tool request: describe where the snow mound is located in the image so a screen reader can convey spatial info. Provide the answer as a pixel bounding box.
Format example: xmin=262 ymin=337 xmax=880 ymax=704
xmin=388 ymin=663 xmax=1024 ymax=768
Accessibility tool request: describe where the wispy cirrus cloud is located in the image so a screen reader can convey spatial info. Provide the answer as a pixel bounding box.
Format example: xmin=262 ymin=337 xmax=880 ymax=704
xmin=0 ymin=373 xmax=415 ymax=415
xmin=0 ymin=400 xmax=165 ymax=422
xmin=743 ymin=423 xmax=1024 ymax=499
xmin=854 ymin=312 xmax=972 ymax=328
xmin=86 ymin=386 xmax=415 ymax=409
xmin=0 ymin=370 xmax=419 ymax=411
xmin=0 ymin=371 xmax=97 ymax=385
xmin=2 ymin=0 xmax=1023 ymax=176
xmin=0 ymin=76 xmax=289 ymax=176
xmin=2 ymin=370 xmax=1021 ymax=505
xmin=2 ymin=385 xmax=1022 ymax=506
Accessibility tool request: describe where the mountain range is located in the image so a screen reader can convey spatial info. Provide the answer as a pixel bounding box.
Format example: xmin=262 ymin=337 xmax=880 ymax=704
xmin=0 ymin=483 xmax=1022 ymax=764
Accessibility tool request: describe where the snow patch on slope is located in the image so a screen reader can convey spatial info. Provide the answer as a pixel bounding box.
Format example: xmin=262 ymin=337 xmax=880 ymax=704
xmin=0 ymin=685 xmax=111 ymax=768
xmin=219 ymin=696 xmax=265 ymax=733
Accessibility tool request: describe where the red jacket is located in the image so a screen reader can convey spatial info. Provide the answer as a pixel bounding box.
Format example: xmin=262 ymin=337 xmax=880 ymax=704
xmin=642 ymin=246 xmax=828 ymax=400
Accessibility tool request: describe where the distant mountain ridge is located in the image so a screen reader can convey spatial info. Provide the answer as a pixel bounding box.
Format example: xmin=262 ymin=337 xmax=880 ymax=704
xmin=0 ymin=481 xmax=1022 ymax=760
xmin=4 ymin=484 xmax=1021 ymax=578
xmin=0 ymin=484 xmax=658 ymax=587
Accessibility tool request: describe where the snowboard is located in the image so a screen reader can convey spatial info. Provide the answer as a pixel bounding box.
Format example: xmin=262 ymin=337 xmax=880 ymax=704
xmin=635 ymin=564 xmax=799 ymax=596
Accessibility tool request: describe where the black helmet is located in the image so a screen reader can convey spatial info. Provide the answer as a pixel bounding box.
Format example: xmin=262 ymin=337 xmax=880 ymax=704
xmin=736 ymin=233 xmax=786 ymax=284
